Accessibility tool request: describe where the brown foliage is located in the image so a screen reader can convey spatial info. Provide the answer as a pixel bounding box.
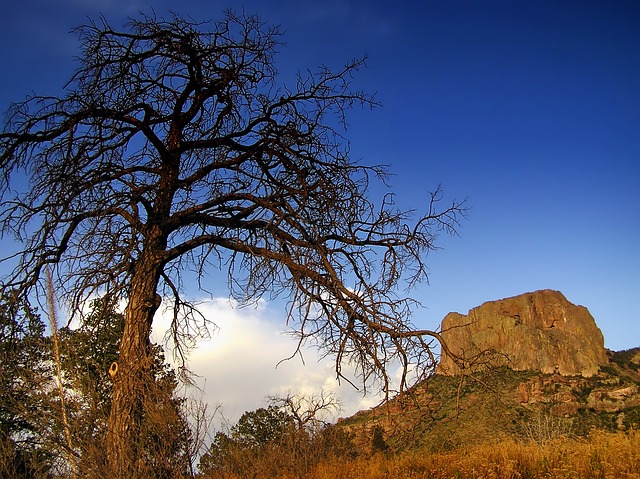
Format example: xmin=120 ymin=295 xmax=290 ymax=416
xmin=198 ymin=429 xmax=640 ymax=479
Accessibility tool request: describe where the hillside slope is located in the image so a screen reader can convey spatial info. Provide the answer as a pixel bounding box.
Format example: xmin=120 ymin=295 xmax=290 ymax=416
xmin=339 ymin=348 xmax=640 ymax=453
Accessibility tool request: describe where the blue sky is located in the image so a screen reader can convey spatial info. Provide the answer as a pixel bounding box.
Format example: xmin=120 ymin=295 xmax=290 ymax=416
xmin=1 ymin=1 xmax=639 ymax=418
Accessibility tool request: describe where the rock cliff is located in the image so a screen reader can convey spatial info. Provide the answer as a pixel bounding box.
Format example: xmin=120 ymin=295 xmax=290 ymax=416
xmin=436 ymin=290 xmax=609 ymax=377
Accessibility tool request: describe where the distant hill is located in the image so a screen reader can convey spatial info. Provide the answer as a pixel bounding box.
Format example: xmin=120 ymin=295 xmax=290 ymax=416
xmin=337 ymin=291 xmax=640 ymax=453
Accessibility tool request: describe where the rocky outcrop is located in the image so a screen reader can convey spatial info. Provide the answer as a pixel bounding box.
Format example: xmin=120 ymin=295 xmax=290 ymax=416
xmin=514 ymin=375 xmax=640 ymax=416
xmin=437 ymin=290 xmax=609 ymax=377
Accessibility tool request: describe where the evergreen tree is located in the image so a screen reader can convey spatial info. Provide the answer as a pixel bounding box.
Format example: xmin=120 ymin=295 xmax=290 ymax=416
xmin=0 ymin=294 xmax=194 ymax=477
xmin=0 ymin=291 xmax=55 ymax=477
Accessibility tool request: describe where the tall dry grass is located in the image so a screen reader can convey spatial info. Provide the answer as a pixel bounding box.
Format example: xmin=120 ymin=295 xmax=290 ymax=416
xmin=278 ymin=429 xmax=640 ymax=479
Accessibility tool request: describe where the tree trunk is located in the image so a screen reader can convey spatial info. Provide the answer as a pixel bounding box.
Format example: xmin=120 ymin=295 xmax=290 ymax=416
xmin=107 ymin=145 xmax=177 ymax=477
xmin=107 ymin=255 xmax=162 ymax=478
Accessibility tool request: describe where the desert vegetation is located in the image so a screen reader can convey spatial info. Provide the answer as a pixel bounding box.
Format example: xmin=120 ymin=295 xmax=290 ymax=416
xmin=302 ymin=430 xmax=640 ymax=479
xmin=193 ymin=410 xmax=638 ymax=479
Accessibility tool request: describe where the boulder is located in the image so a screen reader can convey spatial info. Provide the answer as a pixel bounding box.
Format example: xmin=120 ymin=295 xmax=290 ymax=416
xmin=436 ymin=290 xmax=608 ymax=377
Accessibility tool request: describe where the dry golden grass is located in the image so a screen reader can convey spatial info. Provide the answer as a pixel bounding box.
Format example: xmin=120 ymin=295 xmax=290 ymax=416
xmin=303 ymin=429 xmax=640 ymax=479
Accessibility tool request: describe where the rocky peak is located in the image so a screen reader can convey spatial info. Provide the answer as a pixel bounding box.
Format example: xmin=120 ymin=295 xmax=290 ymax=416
xmin=436 ymin=290 xmax=609 ymax=377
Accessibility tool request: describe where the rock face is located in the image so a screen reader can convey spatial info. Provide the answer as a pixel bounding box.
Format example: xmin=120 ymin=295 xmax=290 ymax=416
xmin=437 ymin=290 xmax=609 ymax=377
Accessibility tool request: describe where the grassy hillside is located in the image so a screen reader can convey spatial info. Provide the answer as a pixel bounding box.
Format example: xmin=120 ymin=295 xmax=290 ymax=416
xmin=339 ymin=348 xmax=640 ymax=454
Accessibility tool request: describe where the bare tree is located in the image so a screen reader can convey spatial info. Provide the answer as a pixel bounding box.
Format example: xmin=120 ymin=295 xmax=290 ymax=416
xmin=0 ymin=11 xmax=465 ymax=477
xmin=268 ymin=390 xmax=340 ymax=433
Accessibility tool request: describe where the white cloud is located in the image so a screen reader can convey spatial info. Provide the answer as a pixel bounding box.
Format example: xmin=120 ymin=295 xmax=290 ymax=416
xmin=152 ymin=297 xmax=384 ymax=426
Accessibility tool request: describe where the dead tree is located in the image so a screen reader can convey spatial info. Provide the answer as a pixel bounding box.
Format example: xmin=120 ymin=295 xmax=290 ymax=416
xmin=268 ymin=390 xmax=341 ymax=433
xmin=0 ymin=11 xmax=465 ymax=477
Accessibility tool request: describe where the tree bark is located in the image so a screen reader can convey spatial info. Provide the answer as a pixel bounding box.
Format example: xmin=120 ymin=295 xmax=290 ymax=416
xmin=106 ymin=253 xmax=162 ymax=478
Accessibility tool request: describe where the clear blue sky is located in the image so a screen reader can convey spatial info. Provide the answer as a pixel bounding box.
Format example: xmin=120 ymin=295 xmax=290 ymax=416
xmin=1 ymin=0 xmax=638 ymax=360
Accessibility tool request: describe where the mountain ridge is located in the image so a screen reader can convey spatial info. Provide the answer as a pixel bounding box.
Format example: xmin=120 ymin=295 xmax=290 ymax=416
xmin=337 ymin=290 xmax=640 ymax=454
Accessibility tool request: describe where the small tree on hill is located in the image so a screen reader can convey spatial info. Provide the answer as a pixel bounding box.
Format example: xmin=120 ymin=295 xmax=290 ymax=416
xmin=0 ymin=11 xmax=465 ymax=477
xmin=371 ymin=425 xmax=390 ymax=454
